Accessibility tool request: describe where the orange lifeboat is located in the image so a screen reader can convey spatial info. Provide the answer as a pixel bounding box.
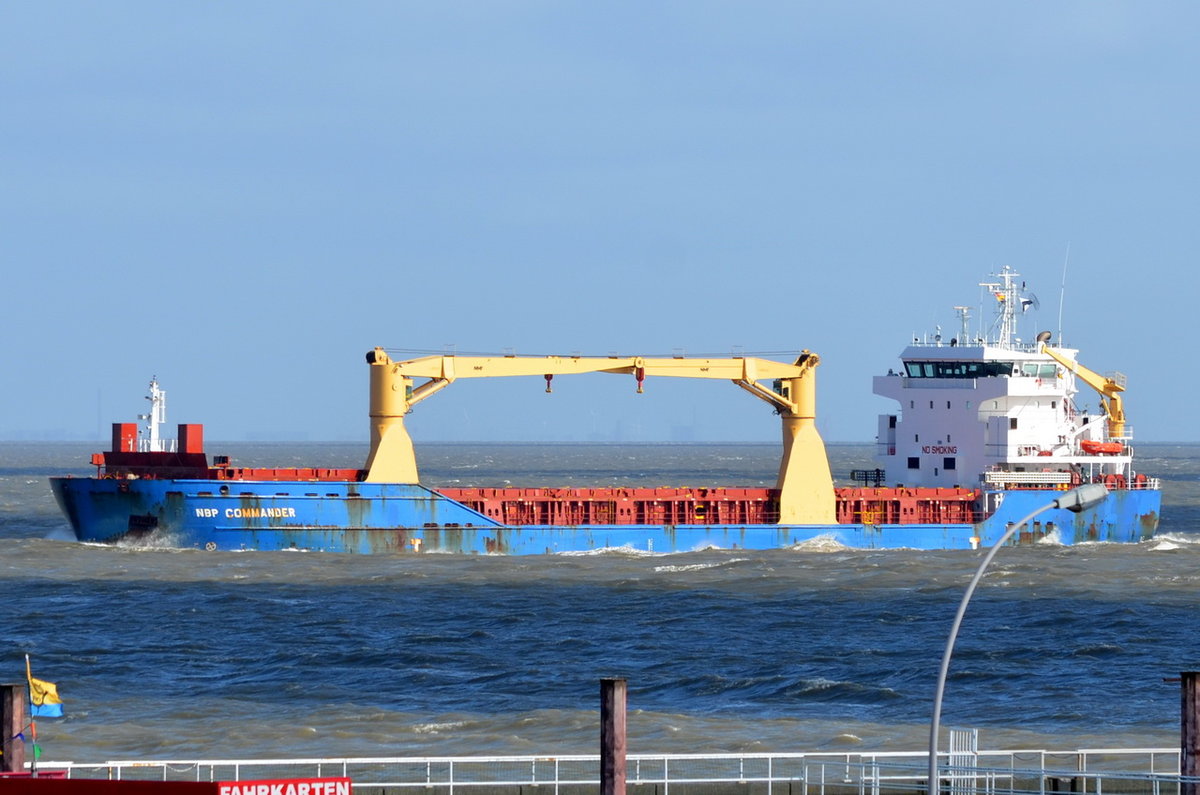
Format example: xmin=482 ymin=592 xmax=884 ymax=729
xmin=1080 ymin=439 xmax=1125 ymax=455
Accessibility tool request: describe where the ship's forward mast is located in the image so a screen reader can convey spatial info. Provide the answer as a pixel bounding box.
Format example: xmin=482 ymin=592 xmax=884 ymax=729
xmin=138 ymin=377 xmax=175 ymax=453
xmin=363 ymin=348 xmax=836 ymax=524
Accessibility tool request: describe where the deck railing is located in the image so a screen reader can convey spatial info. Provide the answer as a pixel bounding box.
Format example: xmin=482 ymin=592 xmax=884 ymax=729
xmin=30 ymin=747 xmax=1193 ymax=794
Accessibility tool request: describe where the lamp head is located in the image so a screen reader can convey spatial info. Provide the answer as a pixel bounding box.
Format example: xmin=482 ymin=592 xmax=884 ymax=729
xmin=1054 ymin=483 xmax=1109 ymax=513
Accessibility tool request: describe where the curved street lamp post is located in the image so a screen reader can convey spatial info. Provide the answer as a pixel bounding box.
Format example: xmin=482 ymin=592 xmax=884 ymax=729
xmin=928 ymin=483 xmax=1110 ymax=793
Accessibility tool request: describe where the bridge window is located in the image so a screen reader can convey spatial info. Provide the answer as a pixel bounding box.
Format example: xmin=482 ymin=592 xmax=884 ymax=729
xmin=904 ymin=360 xmax=1014 ymax=378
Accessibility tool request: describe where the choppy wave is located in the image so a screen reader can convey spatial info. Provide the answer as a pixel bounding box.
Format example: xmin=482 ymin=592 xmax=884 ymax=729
xmin=788 ymin=534 xmax=848 ymax=551
xmin=1148 ymin=532 xmax=1200 ymax=551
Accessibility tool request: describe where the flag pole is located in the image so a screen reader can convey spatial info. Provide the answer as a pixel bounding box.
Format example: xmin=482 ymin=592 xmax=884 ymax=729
xmin=24 ymin=655 xmax=38 ymax=775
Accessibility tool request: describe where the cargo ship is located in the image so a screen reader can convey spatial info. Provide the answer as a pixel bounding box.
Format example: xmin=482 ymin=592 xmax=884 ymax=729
xmin=51 ymin=267 xmax=1160 ymax=553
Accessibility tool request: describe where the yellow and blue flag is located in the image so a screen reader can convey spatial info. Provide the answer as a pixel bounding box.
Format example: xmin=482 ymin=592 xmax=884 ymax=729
xmin=26 ymin=656 xmax=64 ymax=718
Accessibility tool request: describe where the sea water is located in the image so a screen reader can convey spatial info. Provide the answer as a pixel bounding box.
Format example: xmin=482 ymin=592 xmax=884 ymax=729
xmin=1 ymin=442 xmax=1198 ymax=762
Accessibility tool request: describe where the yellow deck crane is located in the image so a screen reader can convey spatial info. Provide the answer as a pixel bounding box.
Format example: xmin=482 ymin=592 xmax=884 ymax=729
xmin=363 ymin=348 xmax=836 ymax=524
xmin=1039 ymin=337 xmax=1128 ymax=439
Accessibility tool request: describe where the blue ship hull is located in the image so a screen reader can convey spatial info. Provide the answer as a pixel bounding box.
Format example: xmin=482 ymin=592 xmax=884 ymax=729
xmin=50 ymin=477 xmax=1160 ymax=554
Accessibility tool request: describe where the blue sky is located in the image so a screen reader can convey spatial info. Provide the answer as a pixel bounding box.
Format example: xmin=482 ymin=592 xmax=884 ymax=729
xmin=3 ymin=2 xmax=1196 ymax=444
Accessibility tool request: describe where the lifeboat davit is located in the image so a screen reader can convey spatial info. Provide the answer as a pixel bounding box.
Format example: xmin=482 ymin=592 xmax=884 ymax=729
xmin=1080 ymin=439 xmax=1124 ymax=455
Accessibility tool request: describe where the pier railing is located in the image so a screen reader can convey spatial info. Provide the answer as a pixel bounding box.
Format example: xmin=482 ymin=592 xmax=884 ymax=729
xmin=31 ymin=747 xmax=1194 ymax=794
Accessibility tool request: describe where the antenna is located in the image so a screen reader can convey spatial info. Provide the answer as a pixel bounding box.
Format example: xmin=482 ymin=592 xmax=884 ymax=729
xmin=1057 ymin=243 xmax=1070 ymax=343
xmin=954 ymin=306 xmax=971 ymax=344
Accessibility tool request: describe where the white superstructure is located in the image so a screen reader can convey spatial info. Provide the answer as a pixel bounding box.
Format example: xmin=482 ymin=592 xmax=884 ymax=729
xmin=873 ymin=267 xmax=1146 ymax=490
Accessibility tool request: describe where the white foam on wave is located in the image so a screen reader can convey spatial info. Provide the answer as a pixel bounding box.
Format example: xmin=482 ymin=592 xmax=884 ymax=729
xmin=1034 ymin=528 xmax=1064 ymax=546
xmin=796 ymin=676 xmax=850 ymax=693
xmin=655 ymin=563 xmax=713 ymax=573
xmin=413 ymin=721 xmax=466 ymax=735
xmin=787 ymin=534 xmax=848 ymax=552
xmin=1147 ymin=533 xmax=1200 ymax=551
xmin=112 ymin=534 xmax=185 ymax=552
xmin=557 ymin=544 xmax=659 ymax=557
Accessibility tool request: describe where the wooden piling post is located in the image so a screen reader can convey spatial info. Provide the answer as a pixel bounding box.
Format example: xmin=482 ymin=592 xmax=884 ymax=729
xmin=1 ymin=684 xmax=27 ymax=773
xmin=1184 ymin=672 xmax=1200 ymax=795
xmin=601 ymin=677 xmax=627 ymax=795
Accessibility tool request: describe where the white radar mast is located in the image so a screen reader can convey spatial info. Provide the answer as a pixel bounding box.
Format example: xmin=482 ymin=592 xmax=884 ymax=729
xmin=979 ymin=266 xmax=1022 ymax=347
xmin=138 ymin=377 xmax=168 ymax=453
